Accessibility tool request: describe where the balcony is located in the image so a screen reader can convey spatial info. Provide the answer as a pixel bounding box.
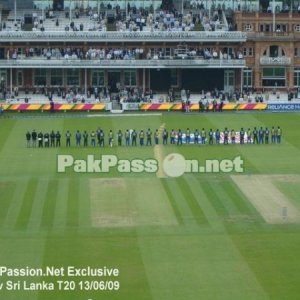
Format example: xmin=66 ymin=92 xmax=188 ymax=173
xmin=260 ymin=56 xmax=291 ymax=65
xmin=247 ymin=31 xmax=294 ymax=41
xmin=0 ymin=58 xmax=246 ymax=69
xmin=0 ymin=30 xmax=247 ymax=43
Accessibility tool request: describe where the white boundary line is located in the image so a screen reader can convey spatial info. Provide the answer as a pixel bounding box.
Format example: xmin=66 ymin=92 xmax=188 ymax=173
xmin=87 ymin=113 xmax=162 ymax=118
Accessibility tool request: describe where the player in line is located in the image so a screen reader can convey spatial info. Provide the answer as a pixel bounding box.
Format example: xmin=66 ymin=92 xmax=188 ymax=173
xmin=25 ymin=126 xmax=282 ymax=147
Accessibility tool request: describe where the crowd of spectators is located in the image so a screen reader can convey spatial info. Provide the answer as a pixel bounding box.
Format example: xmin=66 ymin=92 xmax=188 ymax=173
xmin=4 ymin=83 xmax=155 ymax=104
xmin=31 ymin=9 xmax=108 ymax=32
xmin=4 ymin=85 xmax=112 ymax=104
xmin=0 ymin=3 xmax=238 ymax=33
xmin=119 ymin=87 xmax=275 ymax=104
xmin=117 ymin=86 xmax=155 ymax=103
xmin=6 ymin=0 xmax=300 ymax=32
xmin=3 ymin=83 xmax=296 ymax=105
xmin=202 ymin=9 xmax=225 ymax=31
xmin=115 ymin=8 xmax=198 ymax=32
xmin=85 ymin=48 xmax=144 ymax=60
xmin=44 ymin=85 xmax=113 ymax=103
xmin=6 ymin=46 xmax=244 ymax=61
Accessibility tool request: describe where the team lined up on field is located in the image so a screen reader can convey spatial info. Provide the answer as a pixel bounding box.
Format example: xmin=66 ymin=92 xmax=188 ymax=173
xmin=26 ymin=126 xmax=282 ymax=147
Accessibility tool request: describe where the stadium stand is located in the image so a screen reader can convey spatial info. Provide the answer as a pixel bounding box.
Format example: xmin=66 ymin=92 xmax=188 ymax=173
xmin=0 ymin=0 xmax=299 ymax=107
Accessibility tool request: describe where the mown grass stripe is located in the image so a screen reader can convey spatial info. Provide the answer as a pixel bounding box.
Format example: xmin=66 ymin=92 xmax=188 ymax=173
xmin=161 ymin=179 xmax=184 ymax=225
xmin=78 ymin=178 xmax=91 ymax=229
xmin=66 ymin=178 xmax=79 ymax=228
xmin=40 ymin=179 xmax=59 ymax=229
xmin=53 ymin=178 xmax=69 ymax=229
xmin=0 ymin=182 xmax=15 ymax=228
xmin=210 ymin=182 xmax=240 ymax=216
xmin=221 ymin=179 xmax=261 ymax=216
xmin=2 ymin=178 xmax=29 ymax=231
xmin=165 ymin=179 xmax=198 ymax=225
xmin=197 ymin=177 xmax=229 ymax=219
xmin=185 ymin=175 xmax=224 ymax=232
xmin=14 ymin=178 xmax=38 ymax=230
xmin=27 ymin=178 xmax=49 ymax=233
xmin=176 ymin=177 xmax=208 ymax=225
xmin=0 ymin=119 xmax=17 ymax=153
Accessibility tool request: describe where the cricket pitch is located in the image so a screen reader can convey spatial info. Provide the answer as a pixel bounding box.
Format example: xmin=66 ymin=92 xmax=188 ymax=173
xmin=231 ymin=175 xmax=300 ymax=224
xmin=90 ymin=178 xmax=178 ymax=227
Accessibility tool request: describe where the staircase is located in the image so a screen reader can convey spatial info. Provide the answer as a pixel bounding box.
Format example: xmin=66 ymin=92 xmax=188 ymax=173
xmin=1 ymin=9 xmax=9 ymax=22
xmin=222 ymin=10 xmax=229 ymax=31
xmin=193 ymin=22 xmax=204 ymax=31
xmin=172 ymin=0 xmax=184 ymax=11
xmin=111 ymin=99 xmax=123 ymax=113
xmin=106 ymin=22 xmax=116 ymax=31
xmin=23 ymin=23 xmax=32 ymax=31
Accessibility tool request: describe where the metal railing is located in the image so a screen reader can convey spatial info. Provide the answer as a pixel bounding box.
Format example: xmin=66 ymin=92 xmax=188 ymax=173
xmin=0 ymin=30 xmax=247 ymax=42
xmin=0 ymin=59 xmax=246 ymax=69
xmin=260 ymin=57 xmax=291 ymax=65
xmin=0 ymin=58 xmax=246 ymax=68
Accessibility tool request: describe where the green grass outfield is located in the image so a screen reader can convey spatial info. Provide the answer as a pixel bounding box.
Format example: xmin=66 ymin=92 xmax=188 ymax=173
xmin=0 ymin=112 xmax=300 ymax=300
